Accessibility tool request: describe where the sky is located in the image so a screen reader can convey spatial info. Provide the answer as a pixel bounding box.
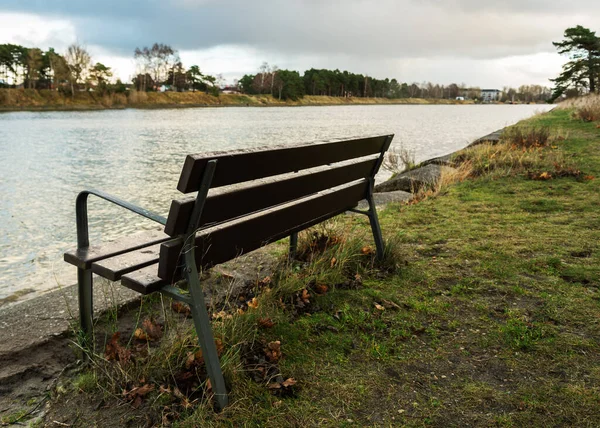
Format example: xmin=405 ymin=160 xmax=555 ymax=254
xmin=0 ymin=0 xmax=599 ymax=88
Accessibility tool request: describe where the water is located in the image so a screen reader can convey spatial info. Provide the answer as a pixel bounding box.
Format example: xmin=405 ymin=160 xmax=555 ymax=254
xmin=0 ymin=104 xmax=551 ymax=305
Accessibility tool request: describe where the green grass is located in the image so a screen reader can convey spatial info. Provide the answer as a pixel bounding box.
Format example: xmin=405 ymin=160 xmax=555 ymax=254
xmin=46 ymin=107 xmax=600 ymax=426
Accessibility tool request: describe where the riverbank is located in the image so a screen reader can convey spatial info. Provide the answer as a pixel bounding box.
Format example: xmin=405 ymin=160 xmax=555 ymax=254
xmin=2 ymin=105 xmax=599 ymax=426
xmin=0 ymin=89 xmax=473 ymax=112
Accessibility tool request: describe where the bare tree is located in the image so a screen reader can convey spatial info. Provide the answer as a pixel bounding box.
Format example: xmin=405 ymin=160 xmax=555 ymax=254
xmin=65 ymin=43 xmax=91 ymax=97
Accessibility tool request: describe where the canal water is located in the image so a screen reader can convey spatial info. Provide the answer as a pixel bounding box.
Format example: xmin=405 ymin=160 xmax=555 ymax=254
xmin=0 ymin=104 xmax=552 ymax=305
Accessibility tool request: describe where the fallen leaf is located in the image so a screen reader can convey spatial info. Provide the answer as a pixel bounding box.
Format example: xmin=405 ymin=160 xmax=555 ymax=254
xmin=105 ymin=332 xmax=131 ymax=365
xmin=141 ymin=318 xmax=163 ymax=341
xmin=330 ymin=257 xmax=337 ymax=268
xmin=374 ymin=303 xmax=385 ymax=311
xmin=213 ymin=310 xmax=232 ymax=320
xmin=314 ymin=284 xmax=328 ymax=295
xmin=171 ymin=301 xmax=191 ymax=316
xmin=134 ymin=328 xmax=148 ymax=341
xmin=205 ymin=379 xmax=212 ymax=393
xmin=361 ymin=246 xmax=375 ymax=255
xmin=247 ymin=297 xmax=259 ymax=309
xmin=301 ymin=289 xmax=310 ymax=303
xmin=215 ymin=338 xmax=224 ymax=356
xmin=584 ymin=175 xmax=595 ymax=181
xmin=258 ymin=318 xmax=275 ymax=328
xmin=281 ymin=378 xmax=297 ymax=388
xmin=268 ymin=382 xmax=282 ymax=390
xmin=265 ymin=341 xmax=282 ymax=362
xmin=259 ymin=276 xmax=272 ymax=286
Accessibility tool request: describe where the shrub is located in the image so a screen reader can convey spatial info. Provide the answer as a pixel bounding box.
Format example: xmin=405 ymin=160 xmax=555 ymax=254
xmin=501 ymin=125 xmax=551 ymax=148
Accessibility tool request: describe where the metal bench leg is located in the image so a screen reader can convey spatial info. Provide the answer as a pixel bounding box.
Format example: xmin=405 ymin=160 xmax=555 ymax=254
xmin=289 ymin=232 xmax=298 ymax=260
xmin=184 ymin=256 xmax=229 ymax=410
xmin=366 ymin=193 xmax=385 ymax=260
xmin=77 ymin=267 xmax=94 ymax=343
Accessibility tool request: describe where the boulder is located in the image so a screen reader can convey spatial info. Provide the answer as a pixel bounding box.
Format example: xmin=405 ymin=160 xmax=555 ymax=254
xmin=355 ymin=190 xmax=413 ymax=210
xmin=374 ymin=164 xmax=455 ymax=193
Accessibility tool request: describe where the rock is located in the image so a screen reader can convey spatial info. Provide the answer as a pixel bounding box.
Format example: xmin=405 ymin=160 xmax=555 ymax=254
xmin=468 ymin=129 xmax=504 ymax=147
xmin=418 ymin=154 xmax=454 ymax=167
xmin=356 ymin=190 xmax=413 ymax=210
xmin=374 ymin=164 xmax=455 ymax=193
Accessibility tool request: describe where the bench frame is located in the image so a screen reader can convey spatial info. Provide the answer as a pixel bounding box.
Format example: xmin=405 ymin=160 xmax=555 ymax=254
xmin=72 ymin=135 xmax=393 ymax=410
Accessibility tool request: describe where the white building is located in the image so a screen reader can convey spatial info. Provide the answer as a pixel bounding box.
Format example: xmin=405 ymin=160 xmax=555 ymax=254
xmin=481 ymin=89 xmax=501 ymax=103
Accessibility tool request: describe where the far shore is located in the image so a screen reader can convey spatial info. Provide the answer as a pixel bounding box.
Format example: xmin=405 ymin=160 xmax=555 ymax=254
xmin=0 ymin=88 xmax=507 ymax=113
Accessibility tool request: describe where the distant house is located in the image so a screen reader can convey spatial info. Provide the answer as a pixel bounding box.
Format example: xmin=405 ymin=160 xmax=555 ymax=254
xmin=221 ymin=86 xmax=241 ymax=94
xmin=481 ymin=89 xmax=501 ymax=103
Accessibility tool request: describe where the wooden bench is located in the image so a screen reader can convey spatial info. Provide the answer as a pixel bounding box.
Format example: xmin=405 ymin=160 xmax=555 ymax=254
xmin=64 ymin=134 xmax=393 ymax=409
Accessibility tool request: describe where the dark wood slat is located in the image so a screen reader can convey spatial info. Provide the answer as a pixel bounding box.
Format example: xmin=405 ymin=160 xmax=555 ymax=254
xmin=64 ymin=228 xmax=170 ymax=269
xmin=120 ymin=265 xmax=167 ymax=295
xmin=159 ymin=180 xmax=368 ymax=281
xmin=92 ymin=244 xmax=162 ymax=281
xmin=165 ymin=156 xmax=378 ymax=236
xmin=177 ymin=135 xmax=393 ymax=192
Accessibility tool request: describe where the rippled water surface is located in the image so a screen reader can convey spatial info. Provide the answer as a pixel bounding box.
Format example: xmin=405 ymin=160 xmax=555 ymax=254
xmin=0 ymin=104 xmax=552 ymax=305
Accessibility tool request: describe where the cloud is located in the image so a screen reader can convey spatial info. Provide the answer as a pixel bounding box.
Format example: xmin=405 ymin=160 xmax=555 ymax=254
xmin=0 ymin=1 xmax=597 ymax=85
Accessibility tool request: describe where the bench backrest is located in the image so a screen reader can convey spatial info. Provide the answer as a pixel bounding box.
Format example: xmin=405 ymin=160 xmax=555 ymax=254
xmin=158 ymin=134 xmax=393 ymax=281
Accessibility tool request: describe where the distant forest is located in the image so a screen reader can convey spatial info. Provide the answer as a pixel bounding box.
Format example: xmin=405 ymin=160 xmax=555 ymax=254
xmin=0 ymin=42 xmax=552 ymax=103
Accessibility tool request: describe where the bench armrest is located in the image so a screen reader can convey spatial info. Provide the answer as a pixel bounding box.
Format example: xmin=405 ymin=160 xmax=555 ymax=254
xmin=76 ymin=189 xmax=167 ymax=248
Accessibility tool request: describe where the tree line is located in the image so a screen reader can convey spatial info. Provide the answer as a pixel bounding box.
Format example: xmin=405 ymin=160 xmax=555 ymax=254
xmin=1 ymin=41 xmax=556 ymax=103
xmin=0 ymin=42 xmax=222 ymax=96
xmin=238 ymin=63 xmax=551 ymax=102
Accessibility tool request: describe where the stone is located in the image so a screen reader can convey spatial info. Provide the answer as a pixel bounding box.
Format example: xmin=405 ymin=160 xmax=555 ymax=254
xmin=374 ymin=164 xmax=455 ymax=193
xmin=356 ymin=190 xmax=413 ymax=210
xmin=468 ymin=129 xmax=504 ymax=147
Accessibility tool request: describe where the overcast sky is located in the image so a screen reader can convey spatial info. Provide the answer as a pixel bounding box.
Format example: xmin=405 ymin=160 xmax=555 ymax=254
xmin=1 ymin=0 xmax=598 ymax=87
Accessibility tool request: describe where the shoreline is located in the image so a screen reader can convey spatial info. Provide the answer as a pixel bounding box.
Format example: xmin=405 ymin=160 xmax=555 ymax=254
xmin=0 ymin=89 xmax=518 ymax=113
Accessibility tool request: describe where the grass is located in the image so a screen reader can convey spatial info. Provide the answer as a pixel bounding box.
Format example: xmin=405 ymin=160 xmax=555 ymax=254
xmin=43 ymin=105 xmax=600 ymax=426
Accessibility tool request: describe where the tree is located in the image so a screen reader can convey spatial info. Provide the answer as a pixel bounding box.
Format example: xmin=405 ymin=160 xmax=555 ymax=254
xmin=134 ymin=43 xmax=179 ymax=89
xmin=25 ymin=48 xmax=43 ymax=89
xmin=551 ymin=25 xmax=600 ymax=98
xmin=89 ymin=62 xmax=112 ymax=94
xmin=187 ymin=65 xmax=204 ymax=92
xmin=65 ymin=43 xmax=91 ymax=96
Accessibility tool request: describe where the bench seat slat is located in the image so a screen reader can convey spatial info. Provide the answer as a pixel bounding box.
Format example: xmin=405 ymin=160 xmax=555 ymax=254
xmin=178 ymin=135 xmax=391 ymax=192
xmin=159 ymin=180 xmax=369 ymax=281
xmin=64 ymin=228 xmax=170 ymax=269
xmin=165 ymin=156 xmax=378 ymax=236
xmin=120 ymin=265 xmax=167 ymax=295
xmin=92 ymin=243 xmax=162 ymax=281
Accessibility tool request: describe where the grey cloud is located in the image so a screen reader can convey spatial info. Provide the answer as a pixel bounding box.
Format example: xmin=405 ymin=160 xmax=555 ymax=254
xmin=0 ymin=1 xmax=598 ymax=61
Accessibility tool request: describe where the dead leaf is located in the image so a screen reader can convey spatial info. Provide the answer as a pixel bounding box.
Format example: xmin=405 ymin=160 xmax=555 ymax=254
xmin=247 ymin=297 xmax=259 ymax=309
xmin=206 ymin=379 xmax=212 ymax=393
xmin=330 ymin=257 xmax=337 ymax=268
xmin=281 ymin=378 xmax=297 ymax=388
xmin=301 ymin=289 xmax=310 ymax=303
xmin=259 ymin=276 xmax=272 ymax=286
xmin=171 ymin=301 xmax=191 ymax=316
xmin=265 ymin=341 xmax=282 ymax=362
xmin=584 ymin=175 xmax=595 ymax=181
xmin=213 ymin=310 xmax=232 ymax=320
xmin=374 ymin=303 xmax=385 ymax=311
xmin=215 ymin=338 xmax=224 ymax=356
xmin=258 ymin=318 xmax=275 ymax=328
xmin=134 ymin=328 xmax=148 ymax=341
xmin=314 ymin=284 xmax=328 ymax=295
xmin=361 ymin=246 xmax=375 ymax=255
xmin=268 ymin=382 xmax=282 ymax=390
xmin=539 ymin=171 xmax=552 ymax=180
xmin=140 ymin=318 xmax=163 ymax=341
xmin=105 ymin=332 xmax=131 ymax=365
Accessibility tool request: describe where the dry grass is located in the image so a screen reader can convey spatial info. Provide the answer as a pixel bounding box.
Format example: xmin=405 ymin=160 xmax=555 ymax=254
xmin=559 ymin=94 xmax=600 ymax=122
xmin=382 ymin=145 xmax=417 ymax=174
